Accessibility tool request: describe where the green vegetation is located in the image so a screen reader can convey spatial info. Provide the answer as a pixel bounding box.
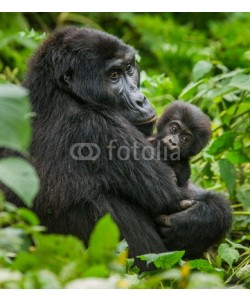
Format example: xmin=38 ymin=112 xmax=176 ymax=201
xmin=0 ymin=13 xmax=249 ymax=289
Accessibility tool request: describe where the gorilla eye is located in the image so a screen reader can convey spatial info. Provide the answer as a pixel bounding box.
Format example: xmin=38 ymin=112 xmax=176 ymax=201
xmin=170 ymin=125 xmax=178 ymax=134
xmin=125 ymin=64 xmax=132 ymax=72
xmin=110 ymin=71 xmax=121 ymax=80
xmin=181 ymin=135 xmax=190 ymax=143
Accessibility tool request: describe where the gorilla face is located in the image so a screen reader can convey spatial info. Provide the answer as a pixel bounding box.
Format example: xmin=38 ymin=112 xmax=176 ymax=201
xmin=46 ymin=27 xmax=156 ymax=135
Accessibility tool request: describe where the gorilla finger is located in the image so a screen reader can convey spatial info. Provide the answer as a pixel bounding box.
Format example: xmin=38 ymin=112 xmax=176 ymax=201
xmin=180 ymin=199 xmax=197 ymax=210
xmin=155 ymin=215 xmax=172 ymax=227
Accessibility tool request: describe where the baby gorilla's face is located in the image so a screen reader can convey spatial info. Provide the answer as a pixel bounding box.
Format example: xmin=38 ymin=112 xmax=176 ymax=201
xmin=159 ymin=120 xmax=194 ymax=158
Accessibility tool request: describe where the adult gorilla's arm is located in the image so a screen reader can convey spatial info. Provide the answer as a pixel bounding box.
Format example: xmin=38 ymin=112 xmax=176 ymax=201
xmin=69 ymin=106 xmax=187 ymax=216
xmin=157 ymin=184 xmax=232 ymax=258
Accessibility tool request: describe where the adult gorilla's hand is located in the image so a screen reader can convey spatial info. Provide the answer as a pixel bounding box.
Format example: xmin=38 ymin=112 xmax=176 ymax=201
xmin=156 ymin=201 xmax=208 ymax=258
xmin=156 ymin=191 xmax=232 ymax=258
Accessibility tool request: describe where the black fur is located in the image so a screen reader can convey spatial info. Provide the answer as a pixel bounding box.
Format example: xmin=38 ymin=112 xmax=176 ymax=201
xmin=1 ymin=27 xmax=232 ymax=268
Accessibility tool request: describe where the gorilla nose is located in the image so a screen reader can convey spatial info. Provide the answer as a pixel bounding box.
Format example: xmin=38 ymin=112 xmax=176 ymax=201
xmin=162 ymin=136 xmax=178 ymax=150
xmin=136 ymin=96 xmax=147 ymax=108
xmin=169 ymin=137 xmax=177 ymax=146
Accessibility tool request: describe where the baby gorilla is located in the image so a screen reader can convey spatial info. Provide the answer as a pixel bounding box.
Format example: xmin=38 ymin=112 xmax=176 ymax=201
xmin=150 ymin=101 xmax=211 ymax=187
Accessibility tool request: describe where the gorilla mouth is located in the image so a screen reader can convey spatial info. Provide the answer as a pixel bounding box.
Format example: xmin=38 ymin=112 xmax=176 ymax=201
xmin=133 ymin=115 xmax=157 ymax=125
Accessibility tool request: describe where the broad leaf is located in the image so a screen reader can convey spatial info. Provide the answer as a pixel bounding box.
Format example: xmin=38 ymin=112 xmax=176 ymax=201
xmin=138 ymin=251 xmax=184 ymax=269
xmin=13 ymin=234 xmax=86 ymax=274
xmin=23 ymin=270 xmax=61 ymax=289
xmin=0 ymin=227 xmax=31 ymax=254
xmin=236 ymin=184 xmax=250 ymax=211
xmin=0 ymin=84 xmax=32 ymax=153
xmin=187 ymin=273 xmax=224 ymax=288
xmin=188 ymin=259 xmax=217 ymax=273
xmin=219 ymin=159 xmax=236 ymax=195
xmin=208 ymin=131 xmax=236 ymax=155
xmin=192 ymin=61 xmax=213 ymax=81
xmin=179 ymin=79 xmax=205 ymax=100
xmin=236 ymin=265 xmax=250 ymax=280
xmin=88 ymin=214 xmax=120 ymax=263
xmin=218 ymin=243 xmax=240 ymax=267
xmin=229 ymin=73 xmax=250 ymax=91
xmin=0 ymin=157 xmax=39 ymax=207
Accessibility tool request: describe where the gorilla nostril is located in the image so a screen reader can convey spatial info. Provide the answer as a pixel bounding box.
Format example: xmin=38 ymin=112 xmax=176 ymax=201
xmin=169 ymin=138 xmax=176 ymax=146
xmin=136 ymin=100 xmax=144 ymax=107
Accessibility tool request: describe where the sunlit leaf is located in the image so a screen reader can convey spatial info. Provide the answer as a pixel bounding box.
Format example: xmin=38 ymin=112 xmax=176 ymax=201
xmin=138 ymin=251 xmax=184 ymax=269
xmin=0 ymin=84 xmax=32 ymax=153
xmin=0 ymin=157 xmax=39 ymax=207
xmin=236 ymin=265 xmax=250 ymax=280
xmin=187 ymin=273 xmax=224 ymax=288
xmin=192 ymin=61 xmax=213 ymax=81
xmin=218 ymin=243 xmax=240 ymax=267
xmin=229 ymin=73 xmax=250 ymax=91
xmin=88 ymin=214 xmax=120 ymax=263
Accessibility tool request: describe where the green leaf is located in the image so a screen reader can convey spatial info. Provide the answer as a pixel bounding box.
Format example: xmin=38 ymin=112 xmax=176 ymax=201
xmin=206 ymin=85 xmax=236 ymax=100
xmin=0 ymin=227 xmax=32 ymax=254
xmin=11 ymin=252 xmax=40 ymax=273
xmin=236 ymin=184 xmax=250 ymax=211
xmin=0 ymin=269 xmax=22 ymax=286
xmin=34 ymin=235 xmax=85 ymax=274
xmin=13 ymin=234 xmax=86 ymax=275
xmin=219 ymin=159 xmax=236 ymax=195
xmin=117 ymin=239 xmax=128 ymax=253
xmin=227 ymin=150 xmax=249 ymax=164
xmin=213 ymin=69 xmax=244 ymax=82
xmin=138 ymin=251 xmax=184 ymax=269
xmin=187 ymin=273 xmax=224 ymax=288
xmin=0 ymin=84 xmax=32 ymax=153
xmin=17 ymin=208 xmax=40 ymax=225
xmin=236 ymin=265 xmax=250 ymax=280
xmin=88 ymin=214 xmax=120 ymax=263
xmin=179 ymin=79 xmax=205 ymax=100
xmin=0 ymin=157 xmax=40 ymax=207
xmin=83 ymin=264 xmax=109 ymax=278
xmin=218 ymin=243 xmax=240 ymax=267
xmin=229 ymin=73 xmax=250 ymax=91
xmin=208 ymin=131 xmax=237 ymax=155
xmin=192 ymin=61 xmax=213 ymax=81
xmin=188 ymin=259 xmax=217 ymax=273
xmin=23 ymin=270 xmax=61 ymax=289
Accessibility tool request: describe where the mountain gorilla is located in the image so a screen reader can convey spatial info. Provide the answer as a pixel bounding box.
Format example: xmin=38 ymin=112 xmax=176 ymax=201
xmin=149 ymin=101 xmax=212 ymax=187
xmin=3 ymin=27 xmax=232 ymax=267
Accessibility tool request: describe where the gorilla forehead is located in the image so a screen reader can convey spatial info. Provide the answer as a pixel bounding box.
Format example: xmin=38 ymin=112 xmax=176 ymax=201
xmin=51 ymin=26 xmax=135 ymax=62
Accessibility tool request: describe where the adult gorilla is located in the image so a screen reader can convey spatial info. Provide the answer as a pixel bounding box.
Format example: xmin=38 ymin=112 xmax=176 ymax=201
xmin=5 ymin=27 xmax=232 ymax=265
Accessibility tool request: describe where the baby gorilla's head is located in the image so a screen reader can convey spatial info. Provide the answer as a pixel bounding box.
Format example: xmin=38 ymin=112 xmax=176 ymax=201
xmin=156 ymin=101 xmax=212 ymax=158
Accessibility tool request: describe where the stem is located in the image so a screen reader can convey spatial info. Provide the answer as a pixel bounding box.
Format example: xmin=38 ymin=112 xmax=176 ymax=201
xmin=233 ymin=211 xmax=250 ymax=216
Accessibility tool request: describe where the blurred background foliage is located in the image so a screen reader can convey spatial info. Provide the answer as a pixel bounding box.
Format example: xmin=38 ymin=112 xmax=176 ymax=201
xmin=0 ymin=12 xmax=250 ymax=288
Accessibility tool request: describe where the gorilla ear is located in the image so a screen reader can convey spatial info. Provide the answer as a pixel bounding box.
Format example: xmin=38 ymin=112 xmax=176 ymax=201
xmin=63 ymin=71 xmax=73 ymax=85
